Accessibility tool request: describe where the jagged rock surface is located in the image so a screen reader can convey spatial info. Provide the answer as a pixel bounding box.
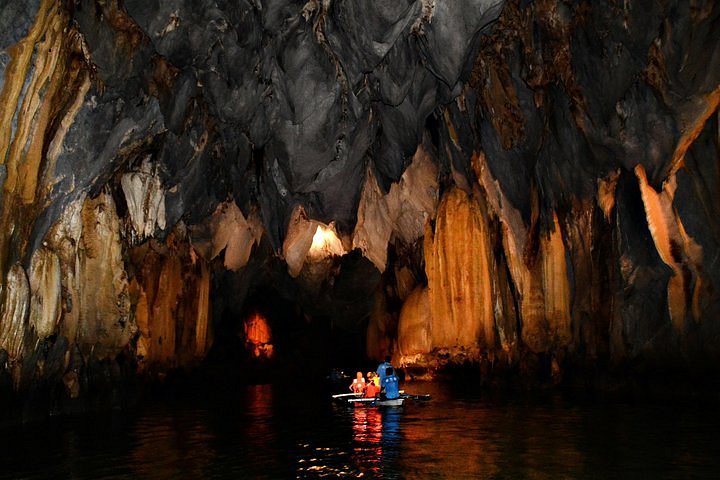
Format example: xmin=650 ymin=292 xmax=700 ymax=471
xmin=0 ymin=0 xmax=719 ymax=410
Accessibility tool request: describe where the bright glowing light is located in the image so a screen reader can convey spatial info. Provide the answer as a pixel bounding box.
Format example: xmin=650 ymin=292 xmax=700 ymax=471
xmin=244 ymin=312 xmax=273 ymax=358
xmin=308 ymin=224 xmax=345 ymax=258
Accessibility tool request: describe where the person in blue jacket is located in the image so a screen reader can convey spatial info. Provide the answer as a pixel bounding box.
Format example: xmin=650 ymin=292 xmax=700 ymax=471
xmin=376 ymin=356 xmax=399 ymax=400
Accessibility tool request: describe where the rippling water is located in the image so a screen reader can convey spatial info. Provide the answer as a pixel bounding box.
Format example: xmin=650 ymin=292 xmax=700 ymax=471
xmin=1 ymin=382 xmax=718 ymax=479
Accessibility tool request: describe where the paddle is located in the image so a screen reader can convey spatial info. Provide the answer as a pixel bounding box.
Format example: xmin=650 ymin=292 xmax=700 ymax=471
xmin=400 ymin=393 xmax=431 ymax=401
xmin=331 ymin=392 xmax=362 ymax=399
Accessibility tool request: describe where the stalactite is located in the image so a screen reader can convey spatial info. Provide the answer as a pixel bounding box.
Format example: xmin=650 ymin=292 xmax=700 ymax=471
xmin=424 ymin=187 xmax=494 ymax=350
xmin=563 ymin=199 xmax=609 ymax=358
xmin=0 ymin=0 xmax=82 ymax=277
xmin=635 ymin=164 xmax=706 ymax=331
xmin=473 ymin=151 xmax=544 ymax=352
xmin=667 ymin=86 xmax=720 ymax=178
xmin=194 ymin=259 xmax=211 ymax=358
xmin=46 ymin=196 xmax=85 ymax=343
xmin=540 ymin=212 xmax=572 ymax=347
xmin=397 ymin=286 xmax=432 ymax=357
xmin=0 ymin=264 xmax=30 ymax=363
xmin=597 ymin=170 xmax=620 ymax=221
xmin=28 ymin=246 xmax=61 ymax=339
xmin=121 ymin=158 xmax=167 ymax=240
xmin=191 ymin=200 xmax=263 ymax=272
xmin=353 ymin=144 xmax=438 ymax=272
xmin=77 ymin=192 xmax=134 ymax=358
xmin=353 ymin=167 xmax=394 ymax=271
xmin=129 ymin=233 xmax=212 ymax=370
xmin=283 ymin=205 xmax=325 ymax=278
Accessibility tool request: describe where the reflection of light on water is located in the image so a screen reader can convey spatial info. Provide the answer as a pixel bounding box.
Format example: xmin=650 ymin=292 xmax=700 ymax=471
xmin=352 ymin=407 xmax=383 ymax=444
xmin=295 ymin=443 xmax=356 ymax=478
xmin=295 ymin=406 xmax=402 ymax=478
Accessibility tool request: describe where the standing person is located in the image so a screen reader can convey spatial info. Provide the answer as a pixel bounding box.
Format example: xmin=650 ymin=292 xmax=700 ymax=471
xmin=349 ymin=371 xmax=366 ymax=394
xmin=376 ymin=356 xmax=400 ymax=400
xmin=376 ymin=356 xmax=393 ymax=384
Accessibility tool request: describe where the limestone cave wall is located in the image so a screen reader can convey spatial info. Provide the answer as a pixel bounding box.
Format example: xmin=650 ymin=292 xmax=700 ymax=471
xmin=0 ymin=0 xmax=718 ymax=405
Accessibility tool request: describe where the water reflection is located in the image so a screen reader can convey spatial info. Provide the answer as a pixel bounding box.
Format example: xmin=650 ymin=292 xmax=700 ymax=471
xmin=129 ymin=409 xmax=217 ymax=478
xmin=0 ymin=383 xmax=718 ymax=479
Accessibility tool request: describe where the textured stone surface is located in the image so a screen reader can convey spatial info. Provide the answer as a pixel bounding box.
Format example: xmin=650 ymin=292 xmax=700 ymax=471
xmin=0 ymin=0 xmax=719 ymax=408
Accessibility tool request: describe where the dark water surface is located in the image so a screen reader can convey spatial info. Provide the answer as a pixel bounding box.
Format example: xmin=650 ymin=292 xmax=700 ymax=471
xmin=1 ymin=382 xmax=718 ymax=479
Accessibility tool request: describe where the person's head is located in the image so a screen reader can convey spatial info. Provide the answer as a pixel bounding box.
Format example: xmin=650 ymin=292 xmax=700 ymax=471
xmin=385 ymin=355 xmax=391 ymax=363
xmin=356 ymin=371 xmax=363 ymax=380
xmin=366 ymin=372 xmax=373 ymax=379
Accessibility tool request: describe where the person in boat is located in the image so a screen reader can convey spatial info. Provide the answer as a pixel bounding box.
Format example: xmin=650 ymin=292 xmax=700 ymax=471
xmin=365 ymin=375 xmax=380 ymax=398
xmin=349 ymin=371 xmax=366 ymax=394
xmin=364 ymin=372 xmax=380 ymax=398
xmin=376 ymin=357 xmax=400 ymax=400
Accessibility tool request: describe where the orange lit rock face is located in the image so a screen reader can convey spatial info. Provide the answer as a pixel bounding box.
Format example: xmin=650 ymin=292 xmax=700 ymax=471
xmin=130 ymin=232 xmax=212 ymax=369
xmin=244 ymin=312 xmax=273 ymax=359
xmin=397 ymin=287 xmax=432 ymax=357
xmin=424 ymin=187 xmax=494 ymax=350
xmin=634 ymin=165 xmax=705 ymax=331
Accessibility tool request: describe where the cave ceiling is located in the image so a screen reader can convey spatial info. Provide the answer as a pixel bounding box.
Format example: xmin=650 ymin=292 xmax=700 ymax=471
xmin=0 ymin=0 xmax=719 ymax=386
xmin=2 ymin=0 xmax=718 ymax=257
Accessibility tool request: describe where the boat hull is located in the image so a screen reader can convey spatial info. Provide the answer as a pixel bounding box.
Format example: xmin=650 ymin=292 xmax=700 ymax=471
xmin=332 ymin=394 xmax=405 ymax=407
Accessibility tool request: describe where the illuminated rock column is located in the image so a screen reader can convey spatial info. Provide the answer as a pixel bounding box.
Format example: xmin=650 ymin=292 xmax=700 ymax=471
xmin=423 ymin=187 xmax=495 ymax=350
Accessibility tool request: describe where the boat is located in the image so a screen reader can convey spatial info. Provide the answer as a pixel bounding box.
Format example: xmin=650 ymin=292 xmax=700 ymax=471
xmin=332 ymin=391 xmax=430 ymax=407
xmin=332 ymin=392 xmax=405 ymax=407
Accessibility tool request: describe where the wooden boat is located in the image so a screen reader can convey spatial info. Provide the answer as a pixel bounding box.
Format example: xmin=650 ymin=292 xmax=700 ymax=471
xmin=332 ymin=391 xmax=430 ymax=407
xmin=332 ymin=393 xmax=404 ymax=407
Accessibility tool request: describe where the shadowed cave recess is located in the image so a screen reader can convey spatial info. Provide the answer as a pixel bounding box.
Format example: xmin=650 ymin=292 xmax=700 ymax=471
xmin=0 ymin=0 xmax=719 ymax=416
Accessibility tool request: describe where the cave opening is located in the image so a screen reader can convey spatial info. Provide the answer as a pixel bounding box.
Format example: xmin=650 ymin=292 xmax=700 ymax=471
xmin=206 ymin=264 xmax=376 ymax=383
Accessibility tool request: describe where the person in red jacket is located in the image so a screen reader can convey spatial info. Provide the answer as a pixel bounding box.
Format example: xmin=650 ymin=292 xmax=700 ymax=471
xmin=364 ymin=373 xmax=379 ymax=398
xmin=349 ymin=371 xmax=366 ymax=394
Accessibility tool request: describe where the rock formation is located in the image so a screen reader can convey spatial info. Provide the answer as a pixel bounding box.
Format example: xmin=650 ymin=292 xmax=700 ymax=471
xmin=0 ymin=0 xmax=718 ymax=409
